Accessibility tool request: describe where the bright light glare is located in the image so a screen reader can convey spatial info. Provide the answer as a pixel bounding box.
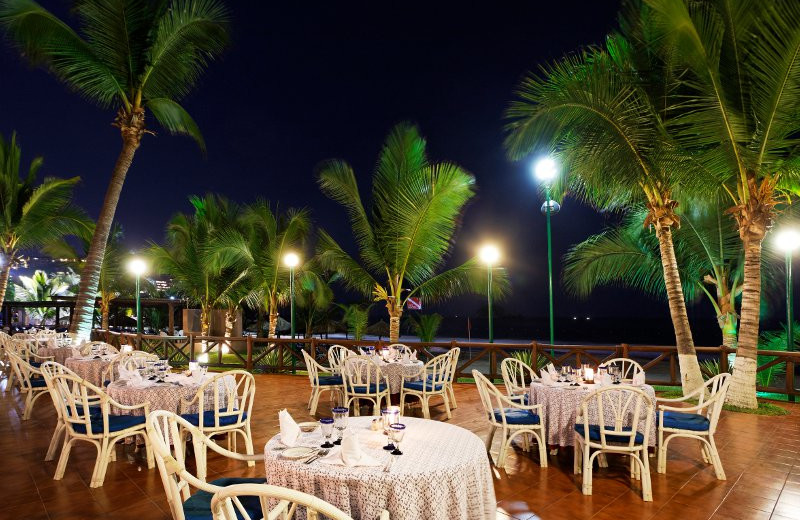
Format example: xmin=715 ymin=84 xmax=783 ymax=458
xmin=127 ymin=257 xmax=146 ymax=276
xmin=479 ymin=244 xmax=501 ymax=265
xmin=775 ymin=229 xmax=800 ymax=252
xmin=283 ymin=252 xmax=300 ymax=268
xmin=533 ymin=156 xmax=558 ymax=183
xmin=197 ymin=353 xmax=209 ymax=364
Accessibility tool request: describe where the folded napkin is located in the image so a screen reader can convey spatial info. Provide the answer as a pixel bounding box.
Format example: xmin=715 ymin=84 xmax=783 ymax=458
xmin=279 ymin=409 xmax=302 ymax=447
xmin=600 ymin=372 xmax=613 ymax=386
xmin=546 ymin=363 xmax=558 ymax=378
xmin=319 ymin=433 xmax=382 ymax=467
xmin=632 ymin=372 xmax=646 ymax=386
xmin=541 ymin=371 xmax=555 ymax=386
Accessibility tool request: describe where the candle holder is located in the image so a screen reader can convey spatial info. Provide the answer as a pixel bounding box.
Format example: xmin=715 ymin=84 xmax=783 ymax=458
xmin=381 ymin=406 xmax=401 ymax=450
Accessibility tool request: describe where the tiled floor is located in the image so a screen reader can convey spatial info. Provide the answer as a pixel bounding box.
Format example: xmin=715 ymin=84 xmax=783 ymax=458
xmin=1 ymin=373 xmax=798 ymax=519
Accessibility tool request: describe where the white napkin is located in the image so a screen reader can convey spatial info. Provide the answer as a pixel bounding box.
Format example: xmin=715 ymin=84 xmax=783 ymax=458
xmin=319 ymin=433 xmax=382 ymax=467
xmin=600 ymin=372 xmax=613 ymax=386
xmin=546 ymin=363 xmax=558 ymax=378
xmin=541 ymin=371 xmax=555 ymax=386
xmin=401 ymin=351 xmax=410 ymax=363
xmin=632 ymin=372 xmax=646 ymax=386
xmin=127 ymin=372 xmax=156 ymax=388
xmin=279 ymin=409 xmax=302 ymax=447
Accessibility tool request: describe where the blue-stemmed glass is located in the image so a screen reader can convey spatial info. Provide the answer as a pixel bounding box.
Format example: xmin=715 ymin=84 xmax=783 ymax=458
xmin=389 ymin=424 xmax=406 ymax=456
xmin=332 ymin=407 xmax=349 ymax=446
xmin=381 ymin=409 xmax=395 ymax=450
xmin=320 ymin=418 xmax=334 ymax=448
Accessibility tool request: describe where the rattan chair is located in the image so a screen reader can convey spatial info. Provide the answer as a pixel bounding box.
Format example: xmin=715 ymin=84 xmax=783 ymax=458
xmin=501 ymin=357 xmax=539 ymax=404
xmin=445 ymin=347 xmax=461 ymax=409
xmin=602 ymin=358 xmax=645 ymax=381
xmin=6 ymin=349 xmax=50 ymax=419
xmin=302 ymin=349 xmax=342 ymax=415
xmin=341 ymin=355 xmax=390 ymax=416
xmin=657 ymin=373 xmax=730 ymax=480
xmin=573 ymin=385 xmax=654 ymax=501
xmin=473 ymin=370 xmax=547 ymax=468
xmin=327 ymin=344 xmax=351 ymax=375
xmin=400 ymin=352 xmax=453 ymax=419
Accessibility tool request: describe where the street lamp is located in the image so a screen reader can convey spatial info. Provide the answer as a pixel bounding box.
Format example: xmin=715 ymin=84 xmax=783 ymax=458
xmin=479 ymin=244 xmax=501 ymax=343
xmin=533 ymin=156 xmax=561 ymax=349
xmin=776 ymin=229 xmax=800 ymax=358
xmin=127 ymin=257 xmax=146 ymax=334
xmin=283 ymin=252 xmax=300 ymax=339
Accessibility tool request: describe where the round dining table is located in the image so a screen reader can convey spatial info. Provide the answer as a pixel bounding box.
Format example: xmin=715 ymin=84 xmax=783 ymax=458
xmin=528 ymin=381 xmax=657 ymax=447
xmin=65 ymin=355 xmax=116 ymax=387
xmin=106 ymin=373 xmax=219 ymax=415
xmin=374 ymin=360 xmax=424 ymax=393
xmin=263 ymin=416 xmax=496 ymax=520
xmin=37 ymin=346 xmax=79 ymax=365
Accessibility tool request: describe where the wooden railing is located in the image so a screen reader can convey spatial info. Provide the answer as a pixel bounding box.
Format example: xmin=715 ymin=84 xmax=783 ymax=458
xmin=91 ymin=330 xmax=799 ymax=398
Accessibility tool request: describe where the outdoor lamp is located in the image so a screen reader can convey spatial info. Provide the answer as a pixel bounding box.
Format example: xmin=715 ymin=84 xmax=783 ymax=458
xmin=479 ymin=244 xmax=501 ymax=343
xmin=127 ymin=257 xmax=147 ymax=334
xmin=776 ymin=228 xmax=800 ymax=357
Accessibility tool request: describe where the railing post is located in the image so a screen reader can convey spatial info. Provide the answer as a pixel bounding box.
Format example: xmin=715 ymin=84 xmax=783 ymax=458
xmin=787 ymin=356 xmax=796 ymax=402
xmin=532 ymin=342 xmax=539 ymax=375
xmin=719 ymin=345 xmax=729 ymax=374
xmin=670 ymin=350 xmax=677 ymax=386
xmin=621 ymin=343 xmax=629 ymax=359
xmin=189 ymin=333 xmax=195 ymax=362
xmin=489 ymin=345 xmax=497 ymax=381
xmin=246 ymin=335 xmax=253 ymax=371
xmin=311 ymin=337 xmax=317 ymax=362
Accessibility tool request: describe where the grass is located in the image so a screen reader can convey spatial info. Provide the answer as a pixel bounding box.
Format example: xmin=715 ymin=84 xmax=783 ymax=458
xmin=652 ymin=385 xmax=790 ymax=416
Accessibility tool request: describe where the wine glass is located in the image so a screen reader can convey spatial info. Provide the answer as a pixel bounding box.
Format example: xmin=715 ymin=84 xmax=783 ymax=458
xmin=381 ymin=409 xmax=396 ymax=450
xmin=389 ymin=424 xmax=406 ymax=456
xmin=320 ymin=417 xmax=334 ymax=448
xmin=332 ymin=407 xmax=349 ymax=446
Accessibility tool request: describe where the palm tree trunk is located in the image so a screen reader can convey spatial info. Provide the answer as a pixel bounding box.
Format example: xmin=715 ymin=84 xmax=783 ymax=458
xmin=389 ymin=307 xmax=402 ymax=343
xmin=721 ymin=314 xmax=738 ymax=349
xmin=0 ymin=263 xmax=11 ymax=310
xmin=268 ymin=312 xmax=278 ymax=338
xmin=726 ymin=237 xmax=761 ymax=408
xmin=657 ymin=227 xmax=704 ymax=395
xmin=69 ymin=110 xmax=144 ymax=339
xmin=224 ymin=308 xmax=235 ymax=337
xmin=200 ymin=306 xmax=211 ymax=336
xmin=101 ymin=301 xmax=110 ymax=331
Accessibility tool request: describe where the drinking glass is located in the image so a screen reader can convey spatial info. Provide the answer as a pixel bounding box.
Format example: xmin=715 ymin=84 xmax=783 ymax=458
xmin=559 ymin=366 xmax=567 ymax=383
xmin=389 ymin=424 xmax=406 ymax=456
xmin=332 ymin=407 xmax=349 ymax=446
xmin=320 ymin=418 xmax=335 ymax=448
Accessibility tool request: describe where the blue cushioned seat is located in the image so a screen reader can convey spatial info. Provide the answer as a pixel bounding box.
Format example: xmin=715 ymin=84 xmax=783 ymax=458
xmin=574 ymin=424 xmax=644 ymax=444
xmin=492 ymin=408 xmax=540 ymax=425
xmin=30 ymin=361 xmax=43 ymax=368
xmin=351 ymin=383 xmax=388 ymax=394
xmin=29 ymin=378 xmax=47 ymax=388
xmin=180 ymin=410 xmax=247 ymax=427
xmin=404 ymin=380 xmax=445 ymax=392
xmin=317 ymin=375 xmax=343 ymax=386
xmin=662 ymin=411 xmax=710 ymax=431
xmin=182 ymin=477 xmax=266 ymax=520
xmin=72 ymin=414 xmax=146 ymax=434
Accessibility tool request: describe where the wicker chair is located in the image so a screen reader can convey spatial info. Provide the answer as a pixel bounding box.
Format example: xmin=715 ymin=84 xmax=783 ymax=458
xmin=301 ymin=350 xmax=342 ymax=415
xmin=445 ymin=347 xmax=460 ymax=409
xmin=400 ymin=352 xmax=453 ymax=419
xmin=327 ymin=344 xmax=351 ymax=375
xmin=501 ymin=357 xmax=539 ymax=405
xmin=341 ymin=355 xmax=390 ymax=416
xmin=6 ymin=349 xmax=50 ymax=419
xmin=602 ymin=357 xmax=645 ymax=381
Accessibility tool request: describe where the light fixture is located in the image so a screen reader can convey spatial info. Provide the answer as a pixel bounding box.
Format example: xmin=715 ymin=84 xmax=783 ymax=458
xmin=775 ymin=229 xmax=800 ymax=252
xmin=478 ymin=244 xmax=501 ymax=266
xmin=533 ymin=156 xmax=558 ymax=183
xmin=127 ymin=257 xmax=147 ymax=276
xmin=283 ymin=252 xmax=300 ymax=268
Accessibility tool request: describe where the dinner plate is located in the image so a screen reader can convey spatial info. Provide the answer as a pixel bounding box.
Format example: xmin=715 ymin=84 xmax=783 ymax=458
xmin=298 ymin=422 xmax=318 ymax=433
xmin=282 ymin=447 xmax=316 ymax=460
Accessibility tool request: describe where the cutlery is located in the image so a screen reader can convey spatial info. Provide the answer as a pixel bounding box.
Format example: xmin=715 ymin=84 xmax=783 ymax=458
xmin=304 ymin=449 xmax=329 ymax=464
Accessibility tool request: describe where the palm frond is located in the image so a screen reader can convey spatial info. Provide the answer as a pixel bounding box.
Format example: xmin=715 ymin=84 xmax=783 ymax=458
xmin=316 ymin=229 xmax=377 ymax=298
xmin=147 ymin=98 xmax=205 ymax=153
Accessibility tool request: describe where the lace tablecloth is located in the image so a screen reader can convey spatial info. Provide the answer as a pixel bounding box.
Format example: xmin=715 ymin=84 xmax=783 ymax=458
xmin=37 ymin=346 xmax=78 ymax=365
xmin=371 ymin=361 xmax=423 ymax=393
xmin=65 ymin=356 xmax=115 ymax=387
xmin=528 ymin=382 xmax=657 ymax=447
xmin=263 ymin=416 xmax=496 ymax=520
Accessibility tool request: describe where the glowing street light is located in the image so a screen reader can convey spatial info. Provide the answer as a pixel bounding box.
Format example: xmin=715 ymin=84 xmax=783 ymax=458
xmin=776 ymin=229 xmax=800 ymax=358
xmin=283 ymin=252 xmax=301 ymax=340
xmin=127 ymin=257 xmax=147 ymax=334
xmin=532 ymin=156 xmax=560 ymax=349
xmin=479 ymin=244 xmax=501 ymax=343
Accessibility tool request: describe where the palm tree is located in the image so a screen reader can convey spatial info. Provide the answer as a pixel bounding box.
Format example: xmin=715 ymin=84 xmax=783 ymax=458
xmin=14 ymin=268 xmax=79 ymax=325
xmin=564 ymin=207 xmax=745 ymax=348
xmin=317 ymin=123 xmax=507 ymax=343
xmin=0 ymin=0 xmax=230 ymax=340
xmin=294 ymin=268 xmax=338 ymax=338
xmin=0 ymin=131 xmax=90 ymax=310
xmin=505 ymin=39 xmax=706 ymax=394
xmin=409 ymin=313 xmax=443 ymax=343
xmin=642 ymin=0 xmax=800 ymax=407
xmin=149 ymin=195 xmax=248 ymax=336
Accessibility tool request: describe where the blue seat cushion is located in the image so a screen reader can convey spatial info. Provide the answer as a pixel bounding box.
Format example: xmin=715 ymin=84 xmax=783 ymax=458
xmin=492 ymin=408 xmax=540 ymax=425
xmin=182 ymin=477 xmax=266 ymax=520
xmin=180 ymin=410 xmax=247 ymax=427
xmin=574 ymin=424 xmax=645 ymax=444
xmin=30 ymin=361 xmax=43 ymax=368
xmin=404 ymin=380 xmax=446 ymax=392
xmin=318 ymin=375 xmax=343 ymax=386
xmin=351 ymin=383 xmax=388 ymax=394
xmin=72 ymin=414 xmax=146 ymax=434
xmin=662 ymin=411 xmax=710 ymax=431
xmin=29 ymin=378 xmax=47 ymax=388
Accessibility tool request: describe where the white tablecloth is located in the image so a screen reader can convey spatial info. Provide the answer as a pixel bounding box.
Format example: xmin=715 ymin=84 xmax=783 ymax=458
xmin=65 ymin=356 xmax=115 ymax=387
xmin=374 ymin=361 xmax=423 ymax=393
xmin=529 ymin=382 xmax=657 ymax=447
xmin=107 ymin=373 xmax=233 ymax=415
xmin=37 ymin=346 xmax=78 ymax=365
xmin=263 ymin=416 xmax=496 ymax=520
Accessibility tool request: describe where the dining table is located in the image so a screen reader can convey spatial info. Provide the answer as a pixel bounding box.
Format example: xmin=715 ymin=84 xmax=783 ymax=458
xmin=65 ymin=355 xmax=116 ymax=387
xmin=263 ymin=416 xmax=496 ymax=520
xmin=106 ymin=372 xmax=227 ymax=415
xmin=528 ymin=380 xmax=657 ymax=447
xmin=37 ymin=345 xmax=79 ymax=365
xmin=371 ymin=359 xmax=424 ymax=394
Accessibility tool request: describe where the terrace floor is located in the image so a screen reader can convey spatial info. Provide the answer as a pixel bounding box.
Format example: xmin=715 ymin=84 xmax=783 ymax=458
xmin=1 ymin=373 xmax=799 ymax=520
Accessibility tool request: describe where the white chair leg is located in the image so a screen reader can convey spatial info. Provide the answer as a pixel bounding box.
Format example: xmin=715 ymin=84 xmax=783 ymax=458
xmin=310 ymin=389 xmax=320 ymax=415
xmin=353 ymin=397 xmax=360 ymax=417
xmin=640 ymin=452 xmax=653 ymax=501
xmin=485 ymin=426 xmax=496 ymax=454
xmin=244 ymin=423 xmax=255 ymax=468
xmin=45 ymin=422 xmax=65 ymax=462
xmin=448 ymin=383 xmax=457 ymax=409
xmin=89 ymin=439 xmax=109 ymax=488
xmin=573 ymin=438 xmax=581 ymax=474
xmin=22 ymin=391 xmax=33 ymax=420
xmin=536 ymin=431 xmax=548 ymax=468
xmin=582 ymin=448 xmax=593 ymax=495
xmin=422 ymin=396 xmax=431 ymax=420
xmin=700 ymin=440 xmax=711 ymax=463
xmin=707 ymin=436 xmax=726 ymax=480
xmin=658 ymin=434 xmax=670 ymax=474
xmin=497 ymin=429 xmax=509 ymax=467
xmin=442 ymin=391 xmax=452 ymax=419
xmin=54 ymin=436 xmax=74 ymax=480
xmin=598 ymin=453 xmax=609 ymax=468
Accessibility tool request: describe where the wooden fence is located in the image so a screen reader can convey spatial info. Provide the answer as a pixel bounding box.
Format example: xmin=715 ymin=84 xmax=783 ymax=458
xmin=91 ymin=330 xmax=800 ymax=398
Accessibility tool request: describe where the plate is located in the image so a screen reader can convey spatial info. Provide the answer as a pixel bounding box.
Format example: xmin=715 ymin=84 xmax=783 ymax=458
xmin=298 ymin=422 xmax=318 ymax=433
xmin=282 ymin=447 xmax=316 ymax=460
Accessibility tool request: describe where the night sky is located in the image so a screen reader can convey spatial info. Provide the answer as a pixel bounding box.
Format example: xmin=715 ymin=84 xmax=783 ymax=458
xmin=1 ymin=0 xmax=743 ymax=343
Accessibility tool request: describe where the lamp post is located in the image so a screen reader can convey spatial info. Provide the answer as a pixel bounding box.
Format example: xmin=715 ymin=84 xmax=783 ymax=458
xmin=776 ymin=229 xmax=800 ymax=403
xmin=283 ymin=252 xmax=300 ymax=339
xmin=479 ymin=244 xmax=501 ymax=343
xmin=127 ymin=258 xmax=146 ymax=335
xmin=534 ymin=157 xmax=560 ymax=350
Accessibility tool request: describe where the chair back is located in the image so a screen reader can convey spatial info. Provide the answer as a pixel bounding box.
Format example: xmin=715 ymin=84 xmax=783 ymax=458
xmin=342 ymin=355 xmax=384 ymax=394
xmin=327 ymin=345 xmax=350 ymax=373
xmin=695 ymin=373 xmax=731 ymax=434
xmin=424 ymin=353 xmax=452 ymax=386
xmin=80 ymin=341 xmax=118 ymax=356
xmin=387 ymin=343 xmax=412 ymax=356
xmin=301 ymin=350 xmax=325 ymax=386
xmin=603 ymin=358 xmax=645 ymax=381
xmin=41 ymin=361 xmax=87 ymax=425
xmin=473 ymin=370 xmax=514 ymax=427
xmin=448 ymin=347 xmax=460 ymax=382
xmin=7 ymin=349 xmax=41 ymax=390
xmin=147 ymin=411 xmax=209 ymax=520
xmin=49 ymin=373 xmax=109 ymax=437
xmin=501 ymin=357 xmax=538 ymax=398
xmin=191 ymin=371 xmax=255 ymax=429
xmin=210 ymin=483 xmax=357 ymax=520
xmin=104 ymin=351 xmax=160 ymax=383
xmin=577 ymin=386 xmax=653 ymax=449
